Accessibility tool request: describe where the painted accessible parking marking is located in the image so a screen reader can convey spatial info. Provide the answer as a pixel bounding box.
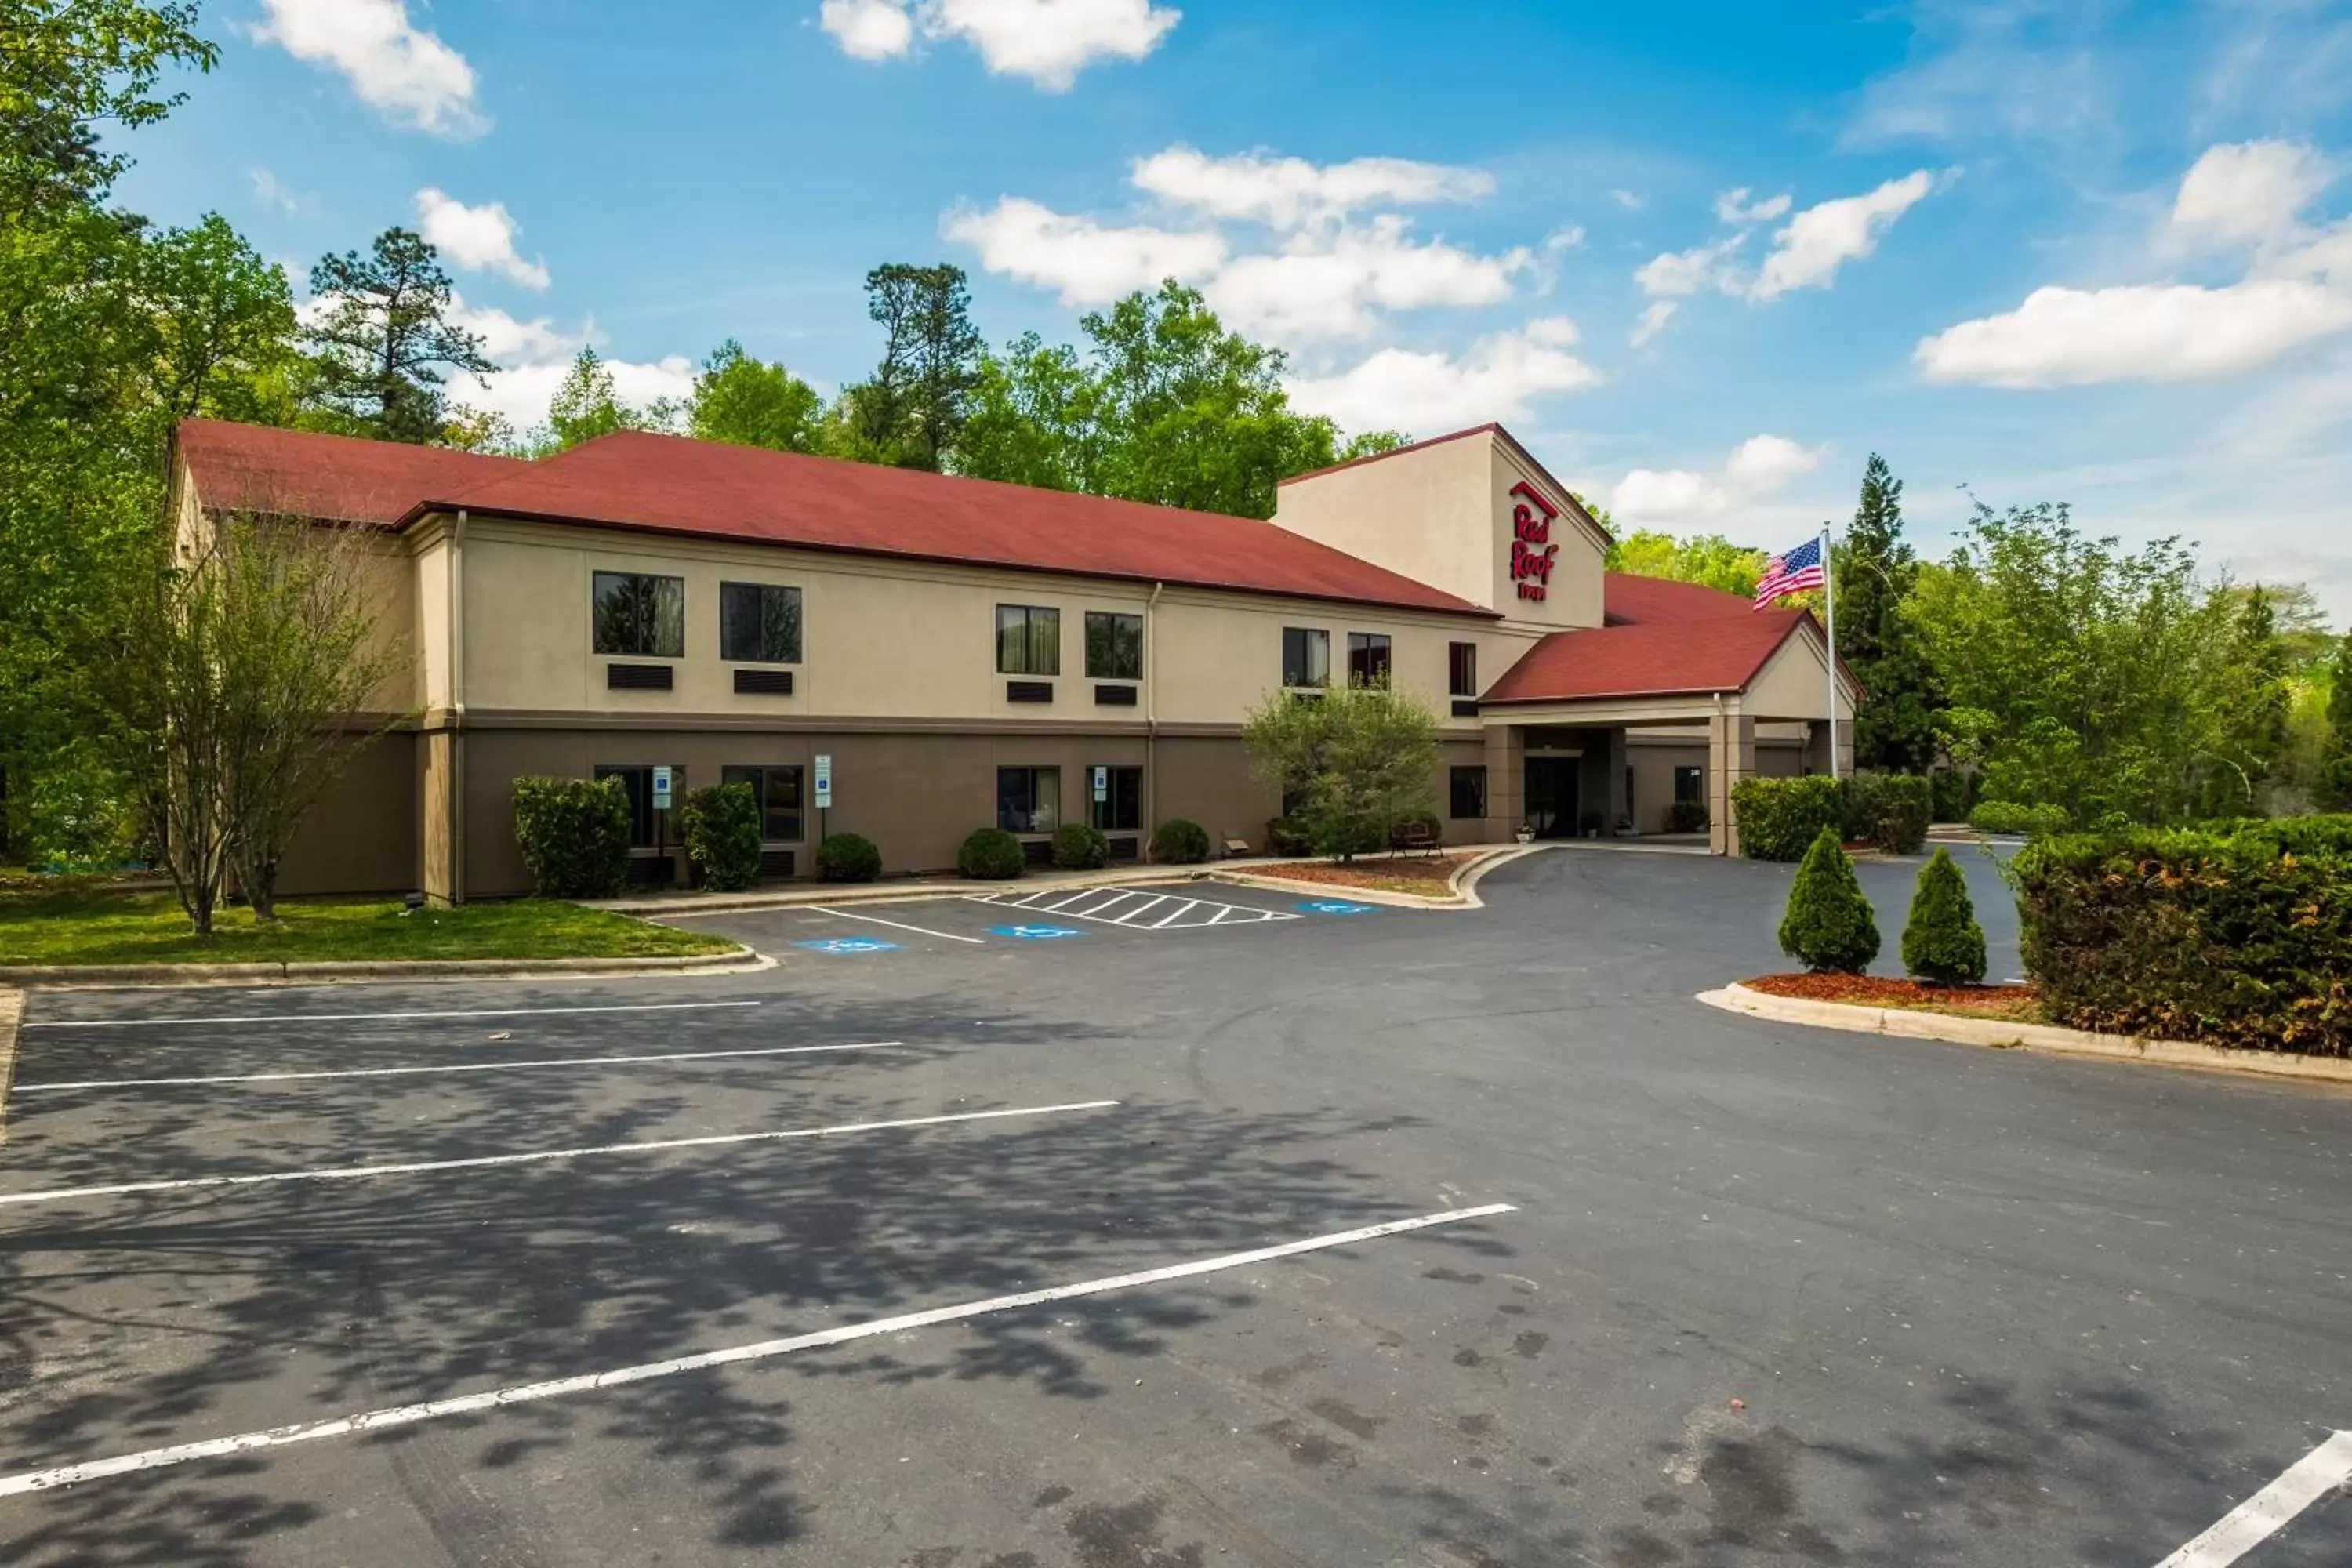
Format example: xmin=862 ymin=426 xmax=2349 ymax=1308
xmin=795 ymin=936 xmax=902 ymax=955
xmin=0 ymin=1203 xmax=1515 ymax=1501
xmin=967 ymin=886 xmax=1300 ymax=931
xmin=1298 ymin=899 xmax=1377 ymax=915
xmin=992 ymin=924 xmax=1083 ymax=941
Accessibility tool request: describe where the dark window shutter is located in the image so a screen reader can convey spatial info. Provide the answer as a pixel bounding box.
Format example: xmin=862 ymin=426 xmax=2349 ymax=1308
xmin=734 ymin=668 xmax=794 ymax=695
xmin=1007 ymin=680 xmax=1054 ymax=703
xmin=607 ymin=663 xmax=673 ymax=691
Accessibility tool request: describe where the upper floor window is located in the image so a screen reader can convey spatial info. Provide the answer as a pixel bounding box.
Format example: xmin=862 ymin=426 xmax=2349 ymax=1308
xmin=1449 ymin=641 xmax=1478 ymax=698
xmin=593 ymin=572 xmax=684 ymax=659
xmin=996 ymin=604 xmax=1061 ymax=676
xmin=720 ymin=583 xmax=802 ymax=664
xmin=1086 ymin=611 xmax=1143 ymax=681
xmin=1282 ymin=627 xmax=1330 ymax=688
xmin=1348 ymin=632 xmax=1392 ymax=688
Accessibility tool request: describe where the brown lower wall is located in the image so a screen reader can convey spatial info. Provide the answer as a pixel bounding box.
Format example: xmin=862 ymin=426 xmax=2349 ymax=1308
xmin=275 ymin=732 xmax=419 ymax=897
xmin=1625 ymin=735 xmax=1803 ymax=834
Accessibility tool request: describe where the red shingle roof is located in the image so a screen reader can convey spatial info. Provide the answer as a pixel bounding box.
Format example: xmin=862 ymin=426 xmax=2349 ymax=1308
xmin=1482 ymin=611 xmax=1817 ymax=705
xmin=176 ymin=418 xmax=525 ymax=526
xmin=1602 ymin=572 xmax=1754 ymax=625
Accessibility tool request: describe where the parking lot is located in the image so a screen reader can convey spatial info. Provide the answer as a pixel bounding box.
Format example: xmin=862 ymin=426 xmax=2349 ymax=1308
xmin=2 ymin=848 xmax=2347 ymax=1566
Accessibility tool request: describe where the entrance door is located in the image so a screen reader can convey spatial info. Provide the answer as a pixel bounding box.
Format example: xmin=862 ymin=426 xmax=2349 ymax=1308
xmin=1524 ymin=757 xmax=1579 ymax=839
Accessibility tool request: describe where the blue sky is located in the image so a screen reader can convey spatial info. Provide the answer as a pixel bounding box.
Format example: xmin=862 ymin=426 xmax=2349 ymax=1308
xmin=118 ymin=0 xmax=2352 ymax=615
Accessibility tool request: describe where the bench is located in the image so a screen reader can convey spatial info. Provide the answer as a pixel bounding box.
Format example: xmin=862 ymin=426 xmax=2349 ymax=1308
xmin=1389 ymin=821 xmax=1441 ymax=857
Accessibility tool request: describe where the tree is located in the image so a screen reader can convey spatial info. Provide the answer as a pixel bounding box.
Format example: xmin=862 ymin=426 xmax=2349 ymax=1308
xmin=2320 ymin=634 xmax=2352 ymax=811
xmin=0 ymin=0 xmax=216 ymax=220
xmin=1836 ymin=455 xmax=1939 ymax=771
xmin=2205 ymin=587 xmax=2292 ymax=814
xmin=138 ymin=212 xmax=300 ymax=421
xmin=85 ymin=510 xmax=408 ymax=927
xmin=843 ymin=263 xmax=982 ymax=470
xmin=1900 ymin=848 xmax=1986 ymax=984
xmin=1242 ymin=681 xmax=1438 ymax=861
xmin=541 ymin=347 xmax=632 ymax=451
xmin=1777 ymin=827 xmax=1880 ymax=973
xmin=687 ymin=339 xmax=824 ymax=452
xmin=1604 ymin=529 xmax=1767 ymax=597
xmin=304 ymin=227 xmax=495 ymax=443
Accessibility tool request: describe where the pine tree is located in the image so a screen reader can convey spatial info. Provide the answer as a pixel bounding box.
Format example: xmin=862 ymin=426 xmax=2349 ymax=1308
xmin=304 ymin=228 xmax=495 ymax=443
xmin=1777 ymin=827 xmax=1882 ymax=973
xmin=1838 ymin=455 xmax=1939 ymax=771
xmin=1900 ymin=848 xmax=1987 ymax=985
xmin=2321 ymin=633 xmax=2352 ymax=811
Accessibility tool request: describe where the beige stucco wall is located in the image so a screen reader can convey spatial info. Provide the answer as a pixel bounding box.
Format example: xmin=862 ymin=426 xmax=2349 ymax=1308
xmin=1744 ymin=622 xmax=1857 ymax=724
xmin=1487 ymin=442 xmax=1606 ymax=633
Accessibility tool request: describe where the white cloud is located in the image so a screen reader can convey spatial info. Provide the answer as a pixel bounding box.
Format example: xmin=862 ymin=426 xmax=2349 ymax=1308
xmin=940 ymin=197 xmax=1224 ymax=305
xmin=1610 ymin=434 xmax=1824 ymax=525
xmin=1915 ymin=279 xmax=2352 ymax=387
xmin=821 ymin=0 xmax=1179 ymax=89
xmin=415 ymin=188 xmax=550 ymax=290
xmin=1283 ymin=318 xmax=1599 ymax=432
xmin=1715 ymin=187 xmax=1791 ymax=224
xmin=1751 ymin=170 xmax=1940 ymax=299
xmin=1207 ymin=218 xmax=1530 ymax=341
xmin=818 ymin=0 xmax=914 ymax=59
xmin=438 ymin=299 xmax=695 ymax=427
xmin=1610 ymin=189 xmax=1642 ymax=210
xmin=251 ymin=0 xmax=482 ymax=135
xmin=1630 ymin=300 xmax=1677 ymax=348
xmin=1131 ymin=146 xmax=1493 ymax=229
xmin=2172 ymin=140 xmax=2335 ymax=249
xmin=249 ymin=168 xmax=302 ymax=212
xmin=1634 ymin=233 xmax=1746 ymax=298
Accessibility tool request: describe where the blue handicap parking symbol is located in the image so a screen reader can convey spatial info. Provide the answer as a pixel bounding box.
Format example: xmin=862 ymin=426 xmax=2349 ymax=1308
xmin=796 ymin=936 xmax=902 ymax=954
xmin=1298 ymin=899 xmax=1375 ymax=915
xmin=990 ymin=924 xmax=1084 ymax=940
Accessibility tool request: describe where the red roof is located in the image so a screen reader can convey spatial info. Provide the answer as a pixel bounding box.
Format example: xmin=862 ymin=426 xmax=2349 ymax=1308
xmin=1602 ymin=572 xmax=1754 ymax=626
xmin=1482 ymin=611 xmax=1820 ymax=705
xmin=175 ymin=418 xmax=525 ymax=525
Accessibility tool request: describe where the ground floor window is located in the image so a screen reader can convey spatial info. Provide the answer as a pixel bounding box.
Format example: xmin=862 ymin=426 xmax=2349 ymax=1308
xmin=1674 ymin=764 xmax=1704 ymax=805
xmin=1089 ymin=765 xmax=1142 ymax=831
xmin=594 ymin=764 xmax=671 ymax=848
xmin=720 ymin=764 xmax=804 ymax=842
xmin=1450 ymin=765 xmax=1487 ymax=820
xmin=997 ymin=766 xmax=1062 ymax=833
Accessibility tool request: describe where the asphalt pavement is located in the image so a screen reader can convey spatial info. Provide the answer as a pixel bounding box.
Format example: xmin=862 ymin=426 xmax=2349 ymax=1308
xmin=1 ymin=845 xmax=2344 ymax=1567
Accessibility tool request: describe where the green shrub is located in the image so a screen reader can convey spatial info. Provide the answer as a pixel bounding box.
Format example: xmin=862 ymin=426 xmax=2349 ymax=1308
xmin=1929 ymin=769 xmax=1979 ymax=823
xmin=1731 ymin=775 xmax=1846 ymax=861
xmin=1842 ymin=772 xmax=1932 ymax=855
xmin=1316 ymin=815 xmax=1387 ymax=857
xmin=1777 ymin=827 xmax=1882 ymax=973
xmin=1971 ymin=800 xmax=2069 ymax=837
xmin=1900 ymin=848 xmax=1987 ymax=984
xmin=1664 ymin=800 xmax=1708 ymax=834
xmin=1051 ymin=821 xmax=1109 ymax=870
xmin=513 ymin=776 xmax=632 ymax=898
xmin=2015 ymin=816 xmax=2352 ymax=1055
xmin=815 ymin=832 xmax=881 ymax=883
xmin=25 ymin=756 xmax=139 ymax=871
xmin=1152 ymin=818 xmax=1211 ymax=864
xmin=958 ymin=826 xmax=1025 ymax=879
xmin=677 ymin=782 xmax=762 ymax=892
xmin=1265 ymin=815 xmax=1314 ymax=857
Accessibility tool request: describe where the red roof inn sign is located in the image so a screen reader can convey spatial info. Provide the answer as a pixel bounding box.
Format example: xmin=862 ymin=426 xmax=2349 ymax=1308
xmin=1507 ymin=482 xmax=1559 ymax=602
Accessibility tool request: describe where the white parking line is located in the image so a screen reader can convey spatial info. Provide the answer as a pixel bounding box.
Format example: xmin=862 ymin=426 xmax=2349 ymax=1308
xmin=804 ymin=907 xmax=985 ymax=945
xmin=965 ymin=887 xmax=1299 ymax=931
xmin=0 ymin=1203 xmax=1514 ymax=1500
xmin=13 ymin=1040 xmax=906 ymax=1095
xmin=2154 ymin=1430 xmax=2352 ymax=1567
xmin=0 ymin=1100 xmax=1119 ymax=1208
xmin=24 ymin=1000 xmax=763 ymax=1031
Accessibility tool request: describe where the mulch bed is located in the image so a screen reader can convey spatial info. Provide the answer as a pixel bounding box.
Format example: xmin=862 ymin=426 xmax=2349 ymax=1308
xmin=1745 ymin=971 xmax=2043 ymax=1022
xmin=1251 ymin=853 xmax=1475 ymax=893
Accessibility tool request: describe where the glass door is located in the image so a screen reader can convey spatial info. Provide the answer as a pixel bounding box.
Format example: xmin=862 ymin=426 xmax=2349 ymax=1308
xmin=1524 ymin=757 xmax=1579 ymax=839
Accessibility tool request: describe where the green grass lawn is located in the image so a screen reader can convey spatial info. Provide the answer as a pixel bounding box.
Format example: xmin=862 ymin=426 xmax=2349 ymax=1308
xmin=0 ymin=889 xmax=736 ymax=967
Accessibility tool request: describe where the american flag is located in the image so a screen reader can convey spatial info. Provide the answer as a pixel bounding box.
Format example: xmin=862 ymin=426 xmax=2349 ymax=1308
xmin=1754 ymin=535 xmax=1827 ymax=607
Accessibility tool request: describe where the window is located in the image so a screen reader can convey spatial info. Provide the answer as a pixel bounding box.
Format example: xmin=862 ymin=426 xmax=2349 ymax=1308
xmin=1282 ymin=627 xmax=1330 ymax=688
xmin=1089 ymin=765 xmax=1142 ymax=832
xmin=1085 ymin=611 xmax=1143 ymax=681
xmin=594 ymin=765 xmax=667 ymax=848
xmin=996 ymin=767 xmax=1062 ymax=833
xmin=1449 ymin=641 xmax=1478 ymax=698
xmin=720 ymin=765 xmax=804 ymax=843
xmin=1674 ymin=765 xmax=1704 ymax=806
xmin=1348 ymin=632 xmax=1392 ymax=688
xmin=593 ymin=572 xmax=684 ymax=658
xmin=996 ymin=604 xmax=1061 ymax=676
xmin=720 ymin=583 xmax=802 ymax=664
xmin=1450 ymin=765 xmax=1488 ymax=820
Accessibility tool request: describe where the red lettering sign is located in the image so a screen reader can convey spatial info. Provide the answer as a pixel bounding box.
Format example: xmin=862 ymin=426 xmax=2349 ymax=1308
xmin=1507 ymin=482 xmax=1560 ymax=601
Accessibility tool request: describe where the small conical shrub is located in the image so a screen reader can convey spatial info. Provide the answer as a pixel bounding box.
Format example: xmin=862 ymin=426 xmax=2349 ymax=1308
xmin=1900 ymin=846 xmax=1987 ymax=984
xmin=1777 ymin=826 xmax=1881 ymax=973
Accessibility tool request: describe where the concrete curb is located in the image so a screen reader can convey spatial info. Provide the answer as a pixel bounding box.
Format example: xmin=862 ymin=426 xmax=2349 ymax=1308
xmin=1699 ymin=981 xmax=2352 ymax=1087
xmin=1211 ymin=843 xmax=1550 ymax=912
xmin=0 ymin=988 xmax=20 ymax=1145
xmin=0 ymin=948 xmax=769 ymax=993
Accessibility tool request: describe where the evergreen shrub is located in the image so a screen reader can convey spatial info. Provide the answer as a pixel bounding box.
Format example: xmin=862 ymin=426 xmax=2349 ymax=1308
xmin=512 ymin=776 xmax=632 ymax=898
xmin=958 ymin=826 xmax=1025 ymax=880
xmin=1152 ymin=818 xmax=1211 ymax=864
xmin=1777 ymin=827 xmax=1882 ymax=972
xmin=678 ymin=782 xmax=762 ymax=892
xmin=1900 ymin=847 xmax=1987 ymax=984
xmin=1051 ymin=821 xmax=1109 ymax=870
xmin=815 ymin=832 xmax=881 ymax=883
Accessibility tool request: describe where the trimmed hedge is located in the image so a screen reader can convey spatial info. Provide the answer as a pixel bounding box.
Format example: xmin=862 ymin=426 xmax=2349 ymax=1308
xmin=815 ymin=832 xmax=881 ymax=883
xmin=1051 ymin=821 xmax=1109 ymax=871
xmin=1901 ymin=847 xmax=1986 ymax=984
xmin=958 ymin=826 xmax=1025 ymax=880
xmin=2015 ymin=816 xmax=2352 ymax=1055
xmin=1842 ymin=772 xmax=1932 ymax=855
xmin=678 ymin=782 xmax=762 ymax=892
xmin=512 ymin=776 xmax=633 ymax=898
xmin=1777 ymin=827 xmax=1880 ymax=972
xmin=1152 ymin=818 xmax=1211 ymax=864
xmin=1972 ymin=800 xmax=2070 ymax=837
xmin=1730 ymin=775 xmax=1846 ymax=861
xmin=1664 ymin=799 xmax=1708 ymax=834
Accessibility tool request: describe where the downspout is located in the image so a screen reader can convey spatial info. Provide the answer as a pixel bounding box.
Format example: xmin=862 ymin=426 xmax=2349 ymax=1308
xmin=1145 ymin=581 xmax=1163 ymax=855
xmin=448 ymin=510 xmax=468 ymax=903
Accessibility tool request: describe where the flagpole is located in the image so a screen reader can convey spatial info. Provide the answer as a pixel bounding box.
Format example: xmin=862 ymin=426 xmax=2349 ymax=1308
xmin=1821 ymin=521 xmax=1839 ymax=782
